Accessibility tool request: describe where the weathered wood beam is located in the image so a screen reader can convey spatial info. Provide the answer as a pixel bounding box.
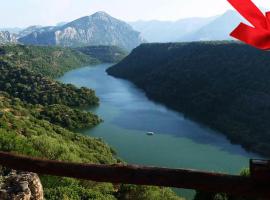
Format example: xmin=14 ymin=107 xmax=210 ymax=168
xmin=0 ymin=151 xmax=269 ymax=198
xmin=250 ymin=159 xmax=270 ymax=181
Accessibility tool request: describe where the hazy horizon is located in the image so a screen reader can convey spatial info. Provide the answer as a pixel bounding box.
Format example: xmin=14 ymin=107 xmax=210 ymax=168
xmin=0 ymin=0 xmax=267 ymax=28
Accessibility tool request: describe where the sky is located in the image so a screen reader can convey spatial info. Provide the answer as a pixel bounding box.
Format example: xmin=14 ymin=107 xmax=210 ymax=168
xmin=0 ymin=0 xmax=269 ymax=28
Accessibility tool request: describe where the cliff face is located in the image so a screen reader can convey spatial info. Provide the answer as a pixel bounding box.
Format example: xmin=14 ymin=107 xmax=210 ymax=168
xmin=18 ymin=12 xmax=144 ymax=51
xmin=0 ymin=31 xmax=17 ymax=44
xmin=0 ymin=171 xmax=43 ymax=200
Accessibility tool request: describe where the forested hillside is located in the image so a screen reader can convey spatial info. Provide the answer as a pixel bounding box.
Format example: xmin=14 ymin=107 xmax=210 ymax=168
xmin=0 ymin=45 xmax=182 ymax=200
xmin=107 ymin=41 xmax=270 ymax=157
xmin=0 ymin=61 xmax=99 ymax=106
xmin=0 ymin=45 xmax=98 ymax=78
xmin=77 ymin=45 xmax=127 ymax=63
xmin=0 ymin=92 xmax=182 ymax=200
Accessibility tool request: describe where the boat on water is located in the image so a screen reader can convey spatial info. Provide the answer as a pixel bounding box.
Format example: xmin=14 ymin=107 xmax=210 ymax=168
xmin=146 ymin=132 xmax=155 ymax=136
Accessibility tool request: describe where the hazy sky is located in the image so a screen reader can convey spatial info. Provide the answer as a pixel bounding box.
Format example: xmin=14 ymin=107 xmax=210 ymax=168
xmin=0 ymin=0 xmax=268 ymax=28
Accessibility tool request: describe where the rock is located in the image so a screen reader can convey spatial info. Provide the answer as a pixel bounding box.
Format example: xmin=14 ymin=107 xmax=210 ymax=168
xmin=0 ymin=31 xmax=17 ymax=44
xmin=18 ymin=11 xmax=145 ymax=51
xmin=0 ymin=171 xmax=43 ymax=200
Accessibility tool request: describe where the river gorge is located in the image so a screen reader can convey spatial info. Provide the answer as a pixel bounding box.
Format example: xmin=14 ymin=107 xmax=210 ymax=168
xmin=59 ymin=63 xmax=259 ymax=199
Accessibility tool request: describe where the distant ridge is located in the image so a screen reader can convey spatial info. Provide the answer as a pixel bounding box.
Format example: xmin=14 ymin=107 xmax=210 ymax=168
xmin=130 ymin=10 xmax=243 ymax=42
xmin=181 ymin=10 xmax=242 ymax=41
xmin=130 ymin=16 xmax=217 ymax=42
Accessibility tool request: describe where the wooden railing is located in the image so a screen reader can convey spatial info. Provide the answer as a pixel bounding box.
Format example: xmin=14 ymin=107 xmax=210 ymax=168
xmin=0 ymin=151 xmax=269 ymax=198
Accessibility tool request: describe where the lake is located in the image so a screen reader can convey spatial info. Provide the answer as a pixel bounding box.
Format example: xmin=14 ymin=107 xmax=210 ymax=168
xmin=59 ymin=63 xmax=259 ymax=199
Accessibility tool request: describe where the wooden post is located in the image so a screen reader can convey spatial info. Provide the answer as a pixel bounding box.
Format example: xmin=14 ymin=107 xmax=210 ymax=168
xmin=0 ymin=151 xmax=269 ymax=198
xmin=250 ymin=159 xmax=270 ymax=181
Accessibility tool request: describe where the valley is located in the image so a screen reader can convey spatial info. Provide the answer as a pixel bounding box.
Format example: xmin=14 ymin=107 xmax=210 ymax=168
xmin=0 ymin=45 xmax=182 ymax=200
xmin=0 ymin=0 xmax=267 ymax=199
xmin=0 ymin=42 xmax=266 ymax=200
xmin=59 ymin=63 xmax=257 ymax=200
xmin=107 ymin=41 xmax=270 ymax=158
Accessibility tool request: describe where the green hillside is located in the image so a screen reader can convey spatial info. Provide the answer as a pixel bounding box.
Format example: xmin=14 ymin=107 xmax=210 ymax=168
xmin=0 ymin=44 xmax=99 ymax=78
xmin=0 ymin=61 xmax=99 ymax=107
xmin=107 ymin=41 xmax=270 ymax=157
xmin=0 ymin=91 xmax=182 ymax=200
xmin=77 ymin=45 xmax=127 ymax=63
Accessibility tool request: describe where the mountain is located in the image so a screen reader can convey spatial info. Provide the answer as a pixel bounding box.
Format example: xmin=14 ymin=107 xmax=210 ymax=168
xmin=130 ymin=16 xmax=217 ymax=42
xmin=0 ymin=10 xmax=247 ymax=46
xmin=18 ymin=25 xmax=44 ymax=37
xmin=0 ymin=31 xmax=17 ymax=44
xmin=18 ymin=11 xmax=145 ymax=50
xmin=181 ymin=10 xmax=242 ymax=41
xmin=107 ymin=41 xmax=270 ymax=157
xmin=56 ymin=22 xmax=67 ymax=26
xmin=130 ymin=10 xmax=244 ymax=42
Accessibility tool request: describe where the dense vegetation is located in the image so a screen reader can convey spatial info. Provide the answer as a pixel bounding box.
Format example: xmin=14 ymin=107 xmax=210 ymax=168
xmin=0 ymin=45 xmax=183 ymax=199
xmin=38 ymin=104 xmax=101 ymax=130
xmin=0 ymin=83 xmax=182 ymax=200
xmin=0 ymin=44 xmax=99 ymax=78
xmin=0 ymin=92 xmax=182 ymax=200
xmin=0 ymin=92 xmax=116 ymax=199
xmin=0 ymin=61 xmax=99 ymax=107
xmin=107 ymin=41 xmax=270 ymax=157
xmin=77 ymin=45 xmax=127 ymax=63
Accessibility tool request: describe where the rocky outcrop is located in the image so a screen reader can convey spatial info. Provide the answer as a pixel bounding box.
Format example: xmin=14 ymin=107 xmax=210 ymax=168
xmin=0 ymin=31 xmax=17 ymax=44
xmin=18 ymin=11 xmax=145 ymax=50
xmin=17 ymin=26 xmax=43 ymax=38
xmin=0 ymin=171 xmax=43 ymax=200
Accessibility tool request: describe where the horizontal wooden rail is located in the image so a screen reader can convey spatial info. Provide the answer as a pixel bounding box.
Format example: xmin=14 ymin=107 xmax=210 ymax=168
xmin=0 ymin=151 xmax=269 ymax=198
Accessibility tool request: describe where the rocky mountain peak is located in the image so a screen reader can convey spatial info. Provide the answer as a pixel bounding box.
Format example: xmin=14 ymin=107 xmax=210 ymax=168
xmin=92 ymin=11 xmax=110 ymax=17
xmin=19 ymin=12 xmax=145 ymax=50
xmin=89 ymin=11 xmax=115 ymax=22
xmin=0 ymin=31 xmax=17 ymax=44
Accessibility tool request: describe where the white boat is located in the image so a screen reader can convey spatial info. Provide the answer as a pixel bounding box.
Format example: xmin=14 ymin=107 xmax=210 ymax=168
xmin=146 ymin=132 xmax=155 ymax=136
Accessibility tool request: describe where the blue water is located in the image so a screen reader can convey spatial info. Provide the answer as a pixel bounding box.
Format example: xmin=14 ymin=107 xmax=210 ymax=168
xmin=59 ymin=64 xmax=259 ymax=199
